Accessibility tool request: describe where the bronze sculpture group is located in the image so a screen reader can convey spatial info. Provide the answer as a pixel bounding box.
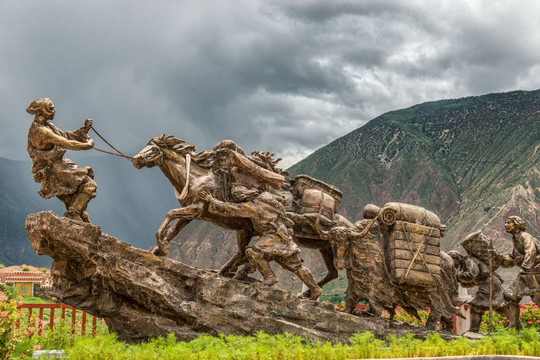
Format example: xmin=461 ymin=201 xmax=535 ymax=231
xmin=25 ymin=98 xmax=540 ymax=334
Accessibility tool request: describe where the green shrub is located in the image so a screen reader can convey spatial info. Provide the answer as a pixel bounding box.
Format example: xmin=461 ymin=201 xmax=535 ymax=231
xmin=350 ymin=331 xmax=385 ymax=358
xmin=48 ymin=329 xmax=540 ymax=359
xmin=8 ymin=303 xmax=540 ymax=359
xmin=2 ymin=285 xmax=18 ymax=300
xmin=0 ymin=291 xmax=24 ymax=360
xmin=479 ymin=302 xmax=540 ymax=333
xmin=22 ymin=296 xmax=52 ymax=304
xmin=12 ymin=320 xmax=81 ymax=358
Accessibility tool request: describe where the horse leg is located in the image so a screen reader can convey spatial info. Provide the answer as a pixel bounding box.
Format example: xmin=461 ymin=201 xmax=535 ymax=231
xmin=344 ymin=285 xmax=362 ymax=314
xmin=219 ymin=229 xmax=254 ymax=277
xmin=388 ymin=306 xmax=396 ymax=321
xmin=151 ymin=218 xmax=192 ymax=256
xmin=425 ymin=310 xmax=441 ymax=330
xmin=153 ymin=203 xmax=204 ymax=256
xmin=440 ymin=315 xmax=454 ymax=331
xmin=300 ymin=247 xmax=338 ymax=298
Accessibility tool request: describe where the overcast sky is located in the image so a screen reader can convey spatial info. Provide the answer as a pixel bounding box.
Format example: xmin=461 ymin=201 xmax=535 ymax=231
xmin=2 ymin=0 xmax=540 ymax=167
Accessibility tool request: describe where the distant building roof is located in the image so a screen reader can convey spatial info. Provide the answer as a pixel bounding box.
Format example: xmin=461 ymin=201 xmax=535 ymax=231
xmin=0 ymin=264 xmax=51 ymax=285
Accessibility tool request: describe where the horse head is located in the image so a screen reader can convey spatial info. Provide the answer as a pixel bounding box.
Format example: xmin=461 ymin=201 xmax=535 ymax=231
xmin=132 ymin=134 xmax=196 ymax=169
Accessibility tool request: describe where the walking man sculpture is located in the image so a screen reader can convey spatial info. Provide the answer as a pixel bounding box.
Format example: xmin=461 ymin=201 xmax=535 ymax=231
xmin=447 ymin=231 xmax=506 ymax=333
xmin=26 ymin=98 xmax=97 ymax=223
xmin=198 ymin=188 xmax=322 ymax=300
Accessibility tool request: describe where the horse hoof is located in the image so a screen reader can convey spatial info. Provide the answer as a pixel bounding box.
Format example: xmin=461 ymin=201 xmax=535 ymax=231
xmin=219 ymin=271 xmax=235 ymax=278
xmin=308 ymin=287 xmax=322 ymax=300
xmin=150 ymin=246 xmax=166 ymax=257
xmin=262 ymin=276 xmax=278 ymax=286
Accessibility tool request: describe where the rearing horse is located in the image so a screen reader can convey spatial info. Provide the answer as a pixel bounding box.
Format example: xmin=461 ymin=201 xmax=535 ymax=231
xmin=132 ymin=134 xmax=256 ymax=275
xmin=133 ymin=134 xmax=351 ymax=295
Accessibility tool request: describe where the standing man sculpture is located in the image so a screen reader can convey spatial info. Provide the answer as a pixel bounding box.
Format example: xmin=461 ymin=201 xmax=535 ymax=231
xmin=26 ymin=98 xmax=97 ymax=223
xmin=500 ymin=216 xmax=540 ymax=329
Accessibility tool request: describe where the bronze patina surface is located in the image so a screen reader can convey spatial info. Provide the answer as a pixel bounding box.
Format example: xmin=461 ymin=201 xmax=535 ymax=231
xmin=500 ymin=216 xmax=540 ymax=329
xmin=132 ymin=135 xmax=352 ymax=297
xmin=448 ymin=231 xmax=506 ymax=332
xmin=26 ymin=98 xmax=96 ymax=223
xmin=26 ymin=211 xmax=458 ymax=343
xmin=25 ymin=103 xmax=537 ymax=338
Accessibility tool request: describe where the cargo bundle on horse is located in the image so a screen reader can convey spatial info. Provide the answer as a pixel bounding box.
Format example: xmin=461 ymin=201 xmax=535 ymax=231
xmin=377 ymin=202 xmax=445 ymax=288
xmin=317 ymin=202 xmax=459 ymax=330
xmin=289 ymin=175 xmax=344 ymax=239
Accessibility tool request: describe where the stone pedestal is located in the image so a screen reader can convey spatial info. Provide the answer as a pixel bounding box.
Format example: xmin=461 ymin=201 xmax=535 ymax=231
xmin=26 ymin=211 xmax=455 ymax=343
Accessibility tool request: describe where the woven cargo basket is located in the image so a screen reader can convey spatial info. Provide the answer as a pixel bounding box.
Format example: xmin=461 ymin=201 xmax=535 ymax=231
xmin=290 ymin=175 xmax=343 ymax=239
xmin=461 ymin=230 xmax=500 ymax=266
xmin=298 ymin=189 xmax=336 ymax=219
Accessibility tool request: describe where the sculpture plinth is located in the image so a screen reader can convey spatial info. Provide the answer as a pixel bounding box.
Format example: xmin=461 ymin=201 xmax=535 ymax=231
xmin=25 ymin=211 xmax=448 ymax=343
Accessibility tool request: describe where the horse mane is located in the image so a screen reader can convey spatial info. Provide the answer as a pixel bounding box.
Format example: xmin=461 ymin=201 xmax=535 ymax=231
xmin=149 ymin=134 xmax=289 ymax=174
xmin=249 ymin=151 xmax=290 ymax=176
xmin=150 ymin=134 xmax=215 ymax=168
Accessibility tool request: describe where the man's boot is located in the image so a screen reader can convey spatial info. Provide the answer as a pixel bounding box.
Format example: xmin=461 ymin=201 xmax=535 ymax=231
xmin=505 ymin=303 xmax=524 ymax=330
xmin=246 ymin=249 xmax=278 ymax=286
xmin=64 ymin=192 xmax=93 ymax=222
xmin=246 ymin=248 xmax=278 ymax=286
xmin=295 ymin=266 xmax=322 ymax=300
xmin=258 ymin=260 xmax=278 ymax=286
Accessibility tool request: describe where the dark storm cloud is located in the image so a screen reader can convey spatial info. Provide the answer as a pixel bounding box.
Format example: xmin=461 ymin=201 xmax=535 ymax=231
xmin=1 ymin=0 xmax=539 ymax=167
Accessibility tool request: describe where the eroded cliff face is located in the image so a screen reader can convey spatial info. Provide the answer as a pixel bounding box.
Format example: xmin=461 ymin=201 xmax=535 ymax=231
xmin=26 ymin=211 xmax=447 ymax=343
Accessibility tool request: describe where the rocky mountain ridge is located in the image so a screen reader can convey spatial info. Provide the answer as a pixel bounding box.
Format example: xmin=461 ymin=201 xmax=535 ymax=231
xmin=290 ymin=90 xmax=540 ymax=252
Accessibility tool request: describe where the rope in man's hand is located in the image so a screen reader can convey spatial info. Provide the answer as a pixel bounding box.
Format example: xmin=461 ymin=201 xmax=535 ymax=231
xmin=89 ymin=125 xmax=134 ymax=161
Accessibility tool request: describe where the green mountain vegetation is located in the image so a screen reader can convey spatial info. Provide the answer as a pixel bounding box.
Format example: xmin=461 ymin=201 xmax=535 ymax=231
xmin=170 ymin=89 xmax=540 ymax=297
xmin=290 ymin=90 xmax=540 ymax=253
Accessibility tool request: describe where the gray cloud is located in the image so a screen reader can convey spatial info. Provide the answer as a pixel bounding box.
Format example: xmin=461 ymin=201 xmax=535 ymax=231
xmin=1 ymin=0 xmax=540 ymax=167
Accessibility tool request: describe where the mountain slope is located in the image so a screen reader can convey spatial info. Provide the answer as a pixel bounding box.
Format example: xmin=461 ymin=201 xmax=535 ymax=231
xmin=0 ymin=158 xmax=52 ymax=266
xmin=290 ymin=89 xmax=540 ymax=252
